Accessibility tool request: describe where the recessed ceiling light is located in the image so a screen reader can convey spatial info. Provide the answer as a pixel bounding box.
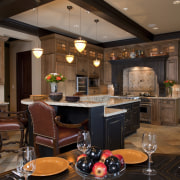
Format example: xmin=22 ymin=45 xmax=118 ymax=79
xmin=173 ymin=0 xmax=180 ymax=4
xmin=85 ymin=10 xmax=90 ymax=13
xmin=103 ymin=35 xmax=108 ymax=39
xmin=73 ymin=24 xmax=79 ymax=28
xmin=123 ymin=7 xmax=128 ymax=11
xmin=148 ymin=24 xmax=156 ymax=28
xmin=153 ymin=27 xmax=159 ymax=30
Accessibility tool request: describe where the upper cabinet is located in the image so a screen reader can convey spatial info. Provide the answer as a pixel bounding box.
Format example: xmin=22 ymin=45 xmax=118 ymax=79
xmin=40 ymin=34 xmax=104 ymax=95
xmin=0 ymin=37 xmax=7 ymax=85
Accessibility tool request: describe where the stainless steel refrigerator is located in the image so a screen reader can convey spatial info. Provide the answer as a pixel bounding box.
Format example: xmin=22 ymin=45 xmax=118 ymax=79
xmin=76 ymin=76 xmax=88 ymax=95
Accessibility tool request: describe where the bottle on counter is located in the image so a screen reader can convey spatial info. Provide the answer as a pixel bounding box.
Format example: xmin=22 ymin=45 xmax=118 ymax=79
xmin=108 ymin=84 xmax=114 ymax=96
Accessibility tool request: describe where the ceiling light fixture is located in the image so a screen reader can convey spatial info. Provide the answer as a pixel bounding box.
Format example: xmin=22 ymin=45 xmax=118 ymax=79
xmin=153 ymin=27 xmax=159 ymax=30
xmin=66 ymin=5 xmax=74 ymax=63
xmin=74 ymin=8 xmax=87 ymax=53
xmin=123 ymin=7 xmax=128 ymax=11
xmin=32 ymin=5 xmax=43 ymax=59
xmin=93 ymin=19 xmax=100 ymax=68
xmin=173 ymin=0 xmax=180 ymax=4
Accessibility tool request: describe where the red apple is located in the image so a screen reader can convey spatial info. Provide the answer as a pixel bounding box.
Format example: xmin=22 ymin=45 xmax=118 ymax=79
xmin=100 ymin=150 xmax=113 ymax=162
xmin=92 ymin=162 xmax=107 ymax=178
xmin=102 ymin=149 xmax=112 ymax=156
xmin=77 ymin=154 xmax=87 ymax=162
xmin=100 ymin=152 xmax=111 ymax=162
xmin=114 ymin=154 xmax=124 ymax=166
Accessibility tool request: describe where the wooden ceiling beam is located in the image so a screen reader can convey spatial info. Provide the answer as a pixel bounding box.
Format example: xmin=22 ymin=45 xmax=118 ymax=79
xmin=0 ymin=0 xmax=54 ymax=21
xmin=69 ymin=0 xmax=154 ymax=42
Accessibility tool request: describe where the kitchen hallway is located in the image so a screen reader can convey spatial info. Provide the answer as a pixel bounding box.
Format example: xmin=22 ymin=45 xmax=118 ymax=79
xmin=0 ymin=123 xmax=180 ymax=173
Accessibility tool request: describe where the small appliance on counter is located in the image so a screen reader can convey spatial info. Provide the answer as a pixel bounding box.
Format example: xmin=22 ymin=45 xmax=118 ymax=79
xmin=76 ymin=75 xmax=88 ymax=95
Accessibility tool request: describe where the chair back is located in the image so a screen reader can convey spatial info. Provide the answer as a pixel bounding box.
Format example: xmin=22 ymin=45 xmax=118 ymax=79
xmin=28 ymin=101 xmax=58 ymax=139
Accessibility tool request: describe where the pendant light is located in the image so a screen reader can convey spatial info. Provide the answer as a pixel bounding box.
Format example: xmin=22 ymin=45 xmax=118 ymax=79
xmin=93 ymin=19 xmax=100 ymax=67
xmin=74 ymin=8 xmax=87 ymax=53
xmin=32 ymin=6 xmax=43 ymax=59
xmin=66 ymin=6 xmax=74 ymax=63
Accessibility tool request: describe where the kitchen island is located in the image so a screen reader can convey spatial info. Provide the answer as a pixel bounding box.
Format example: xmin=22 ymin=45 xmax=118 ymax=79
xmin=21 ymin=95 xmax=140 ymax=150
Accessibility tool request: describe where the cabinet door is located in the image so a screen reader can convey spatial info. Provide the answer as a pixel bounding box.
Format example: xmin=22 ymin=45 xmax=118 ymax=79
xmin=89 ymin=59 xmax=100 ymax=77
xmin=151 ymin=99 xmax=161 ymax=125
xmin=56 ymin=62 xmax=66 ymax=94
xmin=159 ymin=100 xmax=176 ymax=125
xmin=65 ymin=64 xmax=76 ymax=81
xmin=0 ymin=41 xmax=4 ymax=84
xmin=65 ymin=80 xmax=76 ymax=96
xmin=76 ymin=57 xmax=88 ymax=75
xmin=105 ymin=114 xmax=124 ymax=150
xmin=166 ymin=56 xmax=178 ymax=83
xmin=131 ymin=102 xmax=140 ymax=129
xmin=104 ymin=61 xmax=112 ymax=85
xmin=41 ymin=54 xmax=56 ymax=94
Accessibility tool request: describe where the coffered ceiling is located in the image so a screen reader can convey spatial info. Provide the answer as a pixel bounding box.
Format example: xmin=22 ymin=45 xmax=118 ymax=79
xmin=0 ymin=0 xmax=180 ymax=47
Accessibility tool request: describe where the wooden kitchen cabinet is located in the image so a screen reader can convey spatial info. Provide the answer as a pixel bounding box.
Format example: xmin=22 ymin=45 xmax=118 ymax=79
xmin=104 ymin=114 xmax=124 ymax=150
xmin=166 ymin=56 xmax=179 ymax=83
xmin=89 ymin=59 xmax=100 ymax=77
xmin=41 ymin=54 xmax=56 ymax=94
xmin=0 ymin=39 xmax=5 ymax=85
xmin=76 ymin=57 xmax=88 ymax=76
xmin=104 ymin=61 xmax=112 ymax=85
xmin=151 ymin=98 xmax=180 ymax=126
xmin=41 ymin=33 xmax=103 ymax=95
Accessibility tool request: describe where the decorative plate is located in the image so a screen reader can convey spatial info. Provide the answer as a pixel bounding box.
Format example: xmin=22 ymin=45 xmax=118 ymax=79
xmin=112 ymin=149 xmax=148 ymax=164
xmin=26 ymin=157 xmax=69 ymax=176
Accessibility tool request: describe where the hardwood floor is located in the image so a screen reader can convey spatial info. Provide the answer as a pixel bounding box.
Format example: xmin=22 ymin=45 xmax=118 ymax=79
xmin=0 ymin=123 xmax=180 ymax=173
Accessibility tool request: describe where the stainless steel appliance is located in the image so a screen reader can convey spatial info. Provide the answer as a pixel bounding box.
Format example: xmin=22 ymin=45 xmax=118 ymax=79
xmin=140 ymin=97 xmax=152 ymax=123
xmin=76 ymin=76 xmax=88 ymax=95
xmin=88 ymin=77 xmax=99 ymax=87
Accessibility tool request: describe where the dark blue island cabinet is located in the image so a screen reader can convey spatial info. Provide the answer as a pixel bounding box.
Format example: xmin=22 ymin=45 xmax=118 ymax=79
xmin=108 ymin=102 xmax=140 ymax=136
xmin=55 ymin=105 xmax=125 ymax=150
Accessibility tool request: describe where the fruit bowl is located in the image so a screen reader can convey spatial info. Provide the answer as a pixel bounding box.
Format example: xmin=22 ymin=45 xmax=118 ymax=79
xmin=75 ymin=163 xmax=126 ymax=179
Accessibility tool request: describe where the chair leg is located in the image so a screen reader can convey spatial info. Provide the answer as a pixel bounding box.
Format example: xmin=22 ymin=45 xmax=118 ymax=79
xmin=24 ymin=128 xmax=28 ymax=145
xmin=20 ymin=130 xmax=24 ymax=147
xmin=34 ymin=143 xmax=40 ymax=157
xmin=0 ymin=133 xmax=2 ymax=158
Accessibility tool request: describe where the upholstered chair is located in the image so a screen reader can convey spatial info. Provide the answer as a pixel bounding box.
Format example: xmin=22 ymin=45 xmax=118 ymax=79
xmin=28 ymin=101 xmax=88 ymax=157
xmin=0 ymin=110 xmax=28 ymax=157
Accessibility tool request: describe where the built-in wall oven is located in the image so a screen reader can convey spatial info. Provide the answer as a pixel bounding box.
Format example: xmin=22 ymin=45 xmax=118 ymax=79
xmin=140 ymin=97 xmax=152 ymax=123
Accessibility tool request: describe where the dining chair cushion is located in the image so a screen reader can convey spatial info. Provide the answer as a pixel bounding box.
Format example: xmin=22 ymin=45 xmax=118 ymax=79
xmin=0 ymin=120 xmax=24 ymax=131
xmin=34 ymin=126 xmax=79 ymax=148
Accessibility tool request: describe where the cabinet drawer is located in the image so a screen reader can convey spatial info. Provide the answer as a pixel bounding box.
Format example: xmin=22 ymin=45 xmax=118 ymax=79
xmin=160 ymin=100 xmax=175 ymax=104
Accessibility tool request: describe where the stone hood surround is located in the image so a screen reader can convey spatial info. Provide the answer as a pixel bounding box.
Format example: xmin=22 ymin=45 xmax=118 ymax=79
xmin=110 ymin=55 xmax=169 ymax=97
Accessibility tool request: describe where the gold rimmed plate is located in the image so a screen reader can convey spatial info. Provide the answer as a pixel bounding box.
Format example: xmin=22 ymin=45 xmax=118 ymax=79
xmin=112 ymin=149 xmax=148 ymax=164
xmin=25 ymin=157 xmax=69 ymax=176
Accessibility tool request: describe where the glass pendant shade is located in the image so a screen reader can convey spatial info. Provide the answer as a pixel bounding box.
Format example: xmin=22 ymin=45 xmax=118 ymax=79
xmin=32 ymin=48 xmax=43 ymax=58
xmin=93 ymin=59 xmax=100 ymax=67
xmin=66 ymin=54 xmax=74 ymax=63
xmin=74 ymin=39 xmax=87 ymax=53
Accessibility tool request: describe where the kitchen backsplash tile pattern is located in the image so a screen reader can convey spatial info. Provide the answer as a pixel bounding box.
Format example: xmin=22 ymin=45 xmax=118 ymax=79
xmin=123 ymin=67 xmax=157 ymax=96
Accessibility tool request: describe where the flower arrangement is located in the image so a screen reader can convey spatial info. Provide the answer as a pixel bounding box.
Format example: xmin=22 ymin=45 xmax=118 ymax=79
xmin=45 ymin=73 xmax=66 ymax=83
xmin=163 ymin=80 xmax=175 ymax=87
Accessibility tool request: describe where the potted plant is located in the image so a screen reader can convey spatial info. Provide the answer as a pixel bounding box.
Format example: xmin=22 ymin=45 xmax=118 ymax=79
xmin=163 ymin=80 xmax=175 ymax=97
xmin=45 ymin=73 xmax=66 ymax=93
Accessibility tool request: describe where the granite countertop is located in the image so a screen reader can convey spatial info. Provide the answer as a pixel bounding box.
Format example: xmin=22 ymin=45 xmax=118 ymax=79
xmin=21 ymin=96 xmax=140 ymax=108
xmin=104 ymin=107 xmax=127 ymax=117
xmin=0 ymin=102 xmax=9 ymax=105
xmin=149 ymin=96 xmax=180 ymax=99
xmin=21 ymin=98 xmax=106 ymax=107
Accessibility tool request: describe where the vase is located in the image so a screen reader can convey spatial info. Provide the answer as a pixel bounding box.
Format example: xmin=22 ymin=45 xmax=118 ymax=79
xmin=167 ymin=86 xmax=173 ymax=97
xmin=50 ymin=82 xmax=57 ymax=93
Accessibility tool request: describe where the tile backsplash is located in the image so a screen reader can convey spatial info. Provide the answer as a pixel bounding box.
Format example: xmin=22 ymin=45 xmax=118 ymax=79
xmin=123 ymin=67 xmax=157 ymax=96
